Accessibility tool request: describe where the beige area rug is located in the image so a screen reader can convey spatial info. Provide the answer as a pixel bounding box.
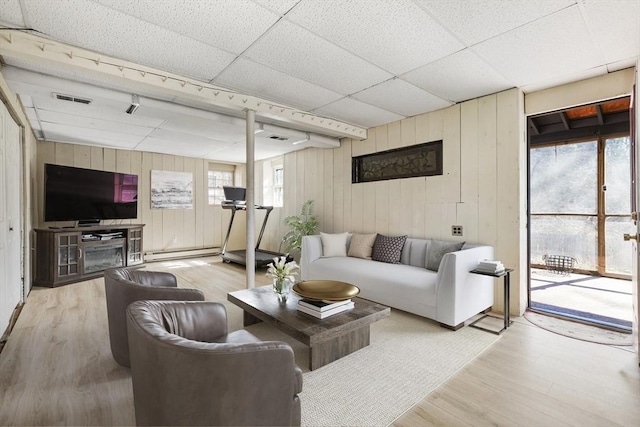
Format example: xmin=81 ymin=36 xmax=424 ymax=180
xmin=226 ymin=306 xmax=499 ymax=427
xmin=524 ymin=310 xmax=633 ymax=346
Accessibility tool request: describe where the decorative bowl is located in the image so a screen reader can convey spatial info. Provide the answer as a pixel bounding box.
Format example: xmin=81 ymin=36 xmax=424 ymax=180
xmin=292 ymin=280 xmax=360 ymax=301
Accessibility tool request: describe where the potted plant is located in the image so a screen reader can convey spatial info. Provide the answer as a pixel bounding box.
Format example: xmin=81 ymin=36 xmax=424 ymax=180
xmin=282 ymin=200 xmax=319 ymax=258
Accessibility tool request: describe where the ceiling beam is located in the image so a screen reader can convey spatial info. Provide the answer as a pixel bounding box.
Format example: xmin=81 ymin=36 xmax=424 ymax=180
xmin=559 ymin=112 xmax=570 ymax=130
xmin=595 ymin=104 xmax=604 ymax=125
xmin=0 ymin=30 xmax=367 ymax=140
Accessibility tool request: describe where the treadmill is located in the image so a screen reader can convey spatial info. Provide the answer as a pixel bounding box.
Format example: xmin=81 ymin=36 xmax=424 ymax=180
xmin=220 ymin=186 xmax=289 ymax=268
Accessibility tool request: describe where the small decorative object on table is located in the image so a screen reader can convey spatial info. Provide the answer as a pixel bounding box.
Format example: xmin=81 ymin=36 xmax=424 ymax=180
xmin=266 ymin=255 xmax=299 ymax=303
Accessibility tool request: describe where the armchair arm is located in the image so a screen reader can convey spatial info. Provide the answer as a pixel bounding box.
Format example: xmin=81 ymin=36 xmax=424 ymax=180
xmin=435 ymin=245 xmax=495 ymax=328
xmin=301 ymin=235 xmax=323 ymax=280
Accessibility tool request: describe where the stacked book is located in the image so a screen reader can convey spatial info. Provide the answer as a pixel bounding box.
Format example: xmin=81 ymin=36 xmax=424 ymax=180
xmin=476 ymin=260 xmax=505 ymax=274
xmin=297 ymin=299 xmax=354 ymax=319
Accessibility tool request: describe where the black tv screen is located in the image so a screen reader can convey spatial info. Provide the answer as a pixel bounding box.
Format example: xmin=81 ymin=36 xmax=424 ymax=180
xmin=44 ymin=164 xmax=138 ymax=222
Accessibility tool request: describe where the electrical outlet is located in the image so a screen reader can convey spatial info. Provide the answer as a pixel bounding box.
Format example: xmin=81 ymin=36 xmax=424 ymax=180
xmin=172 ymin=235 xmax=177 ymax=243
xmin=452 ymin=225 xmax=463 ymax=236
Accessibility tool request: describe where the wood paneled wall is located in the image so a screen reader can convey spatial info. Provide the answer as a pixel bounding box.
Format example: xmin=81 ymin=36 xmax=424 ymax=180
xmin=256 ymin=89 xmax=526 ymax=315
xmin=35 ymin=141 xmax=245 ymax=254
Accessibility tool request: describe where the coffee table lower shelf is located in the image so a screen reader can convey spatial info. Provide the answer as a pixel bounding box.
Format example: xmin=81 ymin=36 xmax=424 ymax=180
xmin=229 ymin=286 xmax=390 ymax=371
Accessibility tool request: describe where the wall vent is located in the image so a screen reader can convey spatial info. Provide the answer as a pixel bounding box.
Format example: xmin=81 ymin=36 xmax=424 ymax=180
xmin=53 ymin=93 xmax=92 ymax=105
xmin=268 ymin=135 xmax=288 ymax=141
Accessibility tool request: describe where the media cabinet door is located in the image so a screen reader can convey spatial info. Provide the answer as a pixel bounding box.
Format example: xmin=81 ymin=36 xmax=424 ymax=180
xmin=53 ymin=232 xmax=82 ymax=283
xmin=127 ymin=226 xmax=144 ymax=266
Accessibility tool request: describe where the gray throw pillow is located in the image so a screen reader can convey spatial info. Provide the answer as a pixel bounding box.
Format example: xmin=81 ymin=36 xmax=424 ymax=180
xmin=372 ymin=234 xmax=407 ymax=264
xmin=426 ymin=240 xmax=465 ymax=271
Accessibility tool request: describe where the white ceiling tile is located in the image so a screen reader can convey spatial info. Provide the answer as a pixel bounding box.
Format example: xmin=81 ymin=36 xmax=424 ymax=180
xmin=18 ymin=94 xmax=33 ymax=108
xmin=24 ymin=107 xmax=40 ymax=130
xmin=157 ymin=118 xmax=246 ymax=142
xmin=402 ymin=49 xmax=514 ymax=102
xmin=41 ymin=122 xmax=144 ymax=149
xmin=37 ymin=98 xmax=165 ymax=128
xmin=147 ymin=128 xmax=235 ymax=148
xmin=285 ymin=0 xmax=464 ymax=75
xmin=37 ymin=109 xmax=154 ymax=136
xmin=580 ymin=0 xmax=640 ymax=64
xmin=313 ymin=98 xmax=404 ymax=128
xmin=214 ymin=58 xmax=343 ymax=111
xmin=134 ymin=137 xmax=223 ymax=159
xmin=251 ymin=0 xmax=301 ymax=15
xmin=205 ymin=147 xmax=246 ymax=163
xmin=417 ymin=0 xmax=575 ymax=45
xmin=352 ymin=79 xmax=451 ymax=117
xmin=243 ymin=20 xmax=393 ymax=94
xmin=22 ymin=0 xmax=237 ymax=81
xmin=471 ymin=6 xmax=605 ymax=87
xmin=0 ymin=0 xmax=25 ymax=26
xmin=94 ymin=0 xmax=281 ymax=55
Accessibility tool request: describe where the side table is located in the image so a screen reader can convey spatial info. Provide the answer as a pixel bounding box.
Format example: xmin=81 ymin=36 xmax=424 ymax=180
xmin=468 ymin=268 xmax=514 ymax=334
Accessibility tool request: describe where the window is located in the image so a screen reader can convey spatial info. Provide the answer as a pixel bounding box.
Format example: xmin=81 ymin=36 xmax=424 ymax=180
xmin=262 ymin=157 xmax=283 ymax=207
xmin=208 ymin=167 xmax=234 ymax=205
xmin=273 ymin=166 xmax=284 ymax=207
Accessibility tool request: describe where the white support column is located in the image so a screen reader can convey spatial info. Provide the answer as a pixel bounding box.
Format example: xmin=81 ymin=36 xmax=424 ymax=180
xmin=245 ymin=109 xmax=256 ymax=288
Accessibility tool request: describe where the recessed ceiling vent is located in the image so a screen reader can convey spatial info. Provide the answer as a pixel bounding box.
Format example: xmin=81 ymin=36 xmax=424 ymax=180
xmin=53 ymin=93 xmax=92 ymax=105
xmin=268 ymin=135 xmax=288 ymax=141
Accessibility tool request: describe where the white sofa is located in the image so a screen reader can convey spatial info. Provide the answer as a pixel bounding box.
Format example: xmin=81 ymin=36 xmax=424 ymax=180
xmin=300 ymin=235 xmax=494 ymax=329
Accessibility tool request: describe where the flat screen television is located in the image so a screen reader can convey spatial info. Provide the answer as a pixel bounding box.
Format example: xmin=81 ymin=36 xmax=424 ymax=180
xmin=44 ymin=163 xmax=138 ymax=222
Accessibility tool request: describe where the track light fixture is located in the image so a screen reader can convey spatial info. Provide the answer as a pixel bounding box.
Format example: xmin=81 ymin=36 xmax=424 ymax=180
xmin=126 ymin=94 xmax=140 ymax=115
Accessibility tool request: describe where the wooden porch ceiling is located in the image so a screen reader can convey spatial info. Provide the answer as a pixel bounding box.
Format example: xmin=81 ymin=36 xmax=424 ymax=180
xmin=528 ymin=97 xmax=631 ymax=145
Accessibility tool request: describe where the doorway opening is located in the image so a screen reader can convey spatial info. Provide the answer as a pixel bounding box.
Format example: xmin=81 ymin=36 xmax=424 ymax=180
xmin=528 ymin=97 xmax=634 ymax=332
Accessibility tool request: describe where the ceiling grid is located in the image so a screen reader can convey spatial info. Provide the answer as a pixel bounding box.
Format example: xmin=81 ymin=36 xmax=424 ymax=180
xmin=0 ymin=0 xmax=637 ymax=162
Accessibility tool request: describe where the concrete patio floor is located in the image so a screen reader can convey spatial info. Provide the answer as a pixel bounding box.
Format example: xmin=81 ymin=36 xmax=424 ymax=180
xmin=530 ymin=268 xmax=634 ymax=331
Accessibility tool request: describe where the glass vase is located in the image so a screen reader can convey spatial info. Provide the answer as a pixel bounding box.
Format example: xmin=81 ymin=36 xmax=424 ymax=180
xmin=273 ymin=277 xmax=292 ymax=303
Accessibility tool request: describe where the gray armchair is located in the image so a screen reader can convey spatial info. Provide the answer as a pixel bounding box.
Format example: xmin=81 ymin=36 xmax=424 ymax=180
xmin=104 ymin=268 xmax=205 ymax=367
xmin=126 ymin=300 xmax=302 ymax=426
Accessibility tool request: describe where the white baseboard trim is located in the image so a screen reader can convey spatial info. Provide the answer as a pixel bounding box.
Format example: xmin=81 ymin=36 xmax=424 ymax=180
xmin=144 ymin=247 xmax=220 ymax=262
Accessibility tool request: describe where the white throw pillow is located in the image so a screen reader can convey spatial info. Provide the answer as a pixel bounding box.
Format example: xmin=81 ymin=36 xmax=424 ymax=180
xmin=321 ymin=232 xmax=349 ymax=257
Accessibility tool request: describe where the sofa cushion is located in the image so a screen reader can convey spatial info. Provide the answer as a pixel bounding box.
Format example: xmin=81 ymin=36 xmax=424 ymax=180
xmin=320 ymin=232 xmax=349 ymax=257
xmin=426 ymin=239 xmax=465 ymax=271
xmin=348 ymin=233 xmax=377 ymax=259
xmin=405 ymin=238 xmax=429 ymax=268
xmin=372 ymin=234 xmax=407 ymax=264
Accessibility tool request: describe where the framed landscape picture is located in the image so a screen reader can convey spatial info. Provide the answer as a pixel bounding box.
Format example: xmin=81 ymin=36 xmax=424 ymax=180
xmin=151 ymin=170 xmax=193 ymax=209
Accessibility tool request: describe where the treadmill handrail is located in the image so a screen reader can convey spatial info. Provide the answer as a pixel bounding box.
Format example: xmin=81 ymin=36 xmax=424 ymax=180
xmin=220 ymin=204 xmax=275 ymax=255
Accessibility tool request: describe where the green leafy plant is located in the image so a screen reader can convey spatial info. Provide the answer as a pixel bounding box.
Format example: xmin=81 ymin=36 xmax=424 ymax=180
xmin=282 ymin=200 xmax=319 ymax=254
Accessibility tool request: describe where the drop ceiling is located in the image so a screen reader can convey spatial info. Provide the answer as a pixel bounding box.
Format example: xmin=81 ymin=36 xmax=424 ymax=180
xmin=0 ymin=0 xmax=638 ymax=163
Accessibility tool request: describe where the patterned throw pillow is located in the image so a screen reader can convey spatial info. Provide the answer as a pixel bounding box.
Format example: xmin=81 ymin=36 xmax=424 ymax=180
xmin=348 ymin=233 xmax=377 ymax=259
xmin=425 ymin=240 xmax=465 ymax=271
xmin=371 ymin=234 xmax=407 ymax=264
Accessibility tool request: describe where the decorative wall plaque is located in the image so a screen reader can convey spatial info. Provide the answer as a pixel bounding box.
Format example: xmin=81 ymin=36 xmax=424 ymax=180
xmin=352 ymin=140 xmax=443 ymax=183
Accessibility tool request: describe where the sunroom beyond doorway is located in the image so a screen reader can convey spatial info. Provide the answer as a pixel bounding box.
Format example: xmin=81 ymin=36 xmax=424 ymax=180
xmin=528 ymin=97 xmax=633 ymax=331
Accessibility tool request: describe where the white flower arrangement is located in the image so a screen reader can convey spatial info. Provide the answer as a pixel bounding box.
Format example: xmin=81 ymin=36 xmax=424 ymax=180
xmin=266 ymin=256 xmax=299 ymax=282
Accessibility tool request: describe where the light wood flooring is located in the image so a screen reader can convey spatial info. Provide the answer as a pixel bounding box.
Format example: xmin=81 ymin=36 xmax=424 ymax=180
xmin=0 ymin=256 xmax=638 ymax=426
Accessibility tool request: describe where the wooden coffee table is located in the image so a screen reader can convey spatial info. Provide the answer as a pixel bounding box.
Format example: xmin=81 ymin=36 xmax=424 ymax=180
xmin=227 ymin=285 xmax=390 ymax=370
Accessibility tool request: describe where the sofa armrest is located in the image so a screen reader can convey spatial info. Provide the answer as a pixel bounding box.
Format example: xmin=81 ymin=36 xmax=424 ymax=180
xmin=301 ymin=235 xmax=323 ymax=280
xmin=435 ymin=245 xmax=495 ymax=328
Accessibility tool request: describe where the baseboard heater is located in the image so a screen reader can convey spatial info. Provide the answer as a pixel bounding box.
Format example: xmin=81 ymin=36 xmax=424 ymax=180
xmin=144 ymin=246 xmax=221 ymax=262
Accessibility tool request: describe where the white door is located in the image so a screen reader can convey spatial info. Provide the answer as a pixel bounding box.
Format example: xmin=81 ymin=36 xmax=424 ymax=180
xmin=0 ymin=102 xmax=22 ymax=336
xmin=630 ymin=79 xmax=639 ymax=361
